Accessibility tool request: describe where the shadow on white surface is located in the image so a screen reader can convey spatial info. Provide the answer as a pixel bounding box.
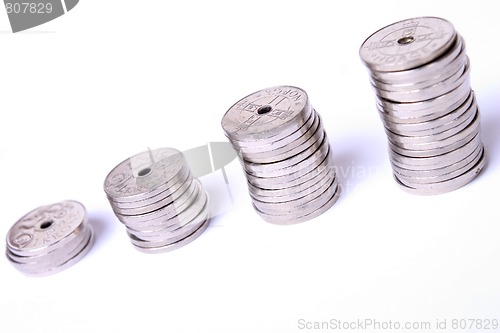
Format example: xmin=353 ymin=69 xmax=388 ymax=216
xmin=87 ymin=211 xmax=115 ymax=250
xmin=477 ymin=87 xmax=500 ymax=166
xmin=331 ymin=132 xmax=388 ymax=197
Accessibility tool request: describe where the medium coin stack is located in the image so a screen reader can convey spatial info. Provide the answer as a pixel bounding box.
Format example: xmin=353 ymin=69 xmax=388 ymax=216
xmin=104 ymin=148 xmax=210 ymax=253
xmin=6 ymin=200 xmax=94 ymax=276
xmin=359 ymin=16 xmax=485 ymax=195
xmin=221 ymin=85 xmax=340 ymax=224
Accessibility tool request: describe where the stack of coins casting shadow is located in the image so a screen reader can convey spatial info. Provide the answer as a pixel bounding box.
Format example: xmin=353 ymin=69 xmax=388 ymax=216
xmin=104 ymin=148 xmax=210 ymax=253
xmin=359 ymin=16 xmax=486 ymax=195
xmin=221 ymin=85 xmax=340 ymax=224
xmin=5 ymin=200 xmax=94 ymax=276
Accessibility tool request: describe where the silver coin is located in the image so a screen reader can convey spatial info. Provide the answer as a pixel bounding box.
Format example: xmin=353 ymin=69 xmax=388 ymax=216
xmin=359 ymin=17 xmax=456 ymax=72
xmin=247 ymin=160 xmax=333 ymax=198
xmin=369 ymin=40 xmax=465 ymax=91
xmin=222 ymin=86 xmax=312 ymax=144
xmin=245 ymin=142 xmax=331 ymax=189
xmin=8 ymin=225 xmax=92 ymax=272
xmin=252 ymin=173 xmax=337 ymax=214
xmin=222 ymin=85 xmax=339 ymax=223
xmin=126 ymin=190 xmax=209 ymax=238
xmin=393 ymin=147 xmax=486 ymax=195
xmin=369 ymin=33 xmax=463 ymax=84
xmin=391 ymin=143 xmax=482 ymax=178
xmin=8 ymin=228 xmax=95 ymax=277
xmin=5 ymin=200 xmax=93 ymax=275
xmin=389 ymin=132 xmax=481 ymax=170
xmin=116 ymin=178 xmax=201 ymax=225
xmin=392 ymin=145 xmax=484 ymax=184
xmin=127 ymin=202 xmax=209 ymax=244
xmin=6 ymin=200 xmax=87 ymax=257
xmin=388 ymin=117 xmax=479 ymax=157
xmin=107 ymin=164 xmax=191 ymax=209
xmin=249 ymin=167 xmax=336 ymax=204
xmin=110 ymin=174 xmax=194 ymax=216
xmin=121 ymin=189 xmax=206 ymax=232
xmin=252 ymin=175 xmax=338 ymax=215
xmin=360 ymin=17 xmax=485 ymax=194
xmin=383 ymin=92 xmax=474 ymax=135
xmin=131 ymin=217 xmax=210 ymax=254
xmin=159 ymin=194 xmax=210 ymax=233
xmin=377 ymin=83 xmax=471 ymax=124
xmin=254 ymin=182 xmax=341 ymax=225
xmin=104 ymin=147 xmax=211 ymax=252
xmin=375 ymin=59 xmax=469 ymax=103
xmin=240 ymin=112 xmax=321 ymax=163
xmin=235 ymin=108 xmax=316 ymax=155
xmin=244 ymin=133 xmax=329 ymax=178
xmin=6 ymin=224 xmax=90 ymax=265
xmin=386 ymin=106 xmax=477 ymax=146
xmin=243 ymin=126 xmax=326 ymax=175
xmin=104 ymin=147 xmax=187 ymax=203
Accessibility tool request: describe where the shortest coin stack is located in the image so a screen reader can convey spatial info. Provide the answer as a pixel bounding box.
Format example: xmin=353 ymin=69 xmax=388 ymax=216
xmin=6 ymin=200 xmax=94 ymax=276
xmin=104 ymin=147 xmax=210 ymax=253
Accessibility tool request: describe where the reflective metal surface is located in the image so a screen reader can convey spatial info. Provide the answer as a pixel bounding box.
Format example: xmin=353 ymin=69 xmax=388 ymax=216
xmin=5 ymin=200 xmax=94 ymax=276
xmin=104 ymin=148 xmax=210 ymax=252
xmin=221 ymin=86 xmax=340 ymax=224
xmin=360 ymin=17 xmax=485 ymax=195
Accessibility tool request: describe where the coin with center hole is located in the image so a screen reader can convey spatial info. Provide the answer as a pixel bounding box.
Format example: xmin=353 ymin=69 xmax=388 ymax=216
xmin=359 ymin=17 xmax=485 ymax=195
xmin=5 ymin=200 xmax=94 ymax=276
xmin=359 ymin=16 xmax=456 ymax=72
xmin=104 ymin=148 xmax=210 ymax=252
xmin=222 ymin=85 xmax=340 ymax=224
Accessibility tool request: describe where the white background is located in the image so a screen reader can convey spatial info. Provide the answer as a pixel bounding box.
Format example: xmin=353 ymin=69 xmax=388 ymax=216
xmin=0 ymin=1 xmax=499 ymax=332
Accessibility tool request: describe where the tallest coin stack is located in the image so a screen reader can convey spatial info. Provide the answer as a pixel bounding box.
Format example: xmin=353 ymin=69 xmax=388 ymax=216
xmin=359 ymin=17 xmax=485 ymax=195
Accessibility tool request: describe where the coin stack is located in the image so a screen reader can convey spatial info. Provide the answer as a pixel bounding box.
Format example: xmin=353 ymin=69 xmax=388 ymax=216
xmin=104 ymin=148 xmax=210 ymax=253
xmin=359 ymin=16 xmax=485 ymax=195
xmin=221 ymin=85 xmax=340 ymax=224
xmin=6 ymin=200 xmax=94 ymax=276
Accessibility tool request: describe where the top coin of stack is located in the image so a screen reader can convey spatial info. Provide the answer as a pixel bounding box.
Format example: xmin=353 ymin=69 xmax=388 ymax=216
xmin=221 ymin=85 xmax=340 ymax=224
xmin=5 ymin=200 xmax=94 ymax=276
xmin=104 ymin=148 xmax=210 ymax=253
xmin=359 ymin=17 xmax=485 ymax=195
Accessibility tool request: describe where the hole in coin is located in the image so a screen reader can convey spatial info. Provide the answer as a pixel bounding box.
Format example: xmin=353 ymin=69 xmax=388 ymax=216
xmin=138 ymin=167 xmax=152 ymax=177
xmin=257 ymin=105 xmax=272 ymax=115
xmin=397 ymin=36 xmax=415 ymax=45
xmin=40 ymin=220 xmax=53 ymax=229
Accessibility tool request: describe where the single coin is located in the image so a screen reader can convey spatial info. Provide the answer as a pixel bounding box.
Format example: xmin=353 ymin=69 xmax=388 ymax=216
xmin=221 ymin=86 xmax=311 ymax=144
xmin=360 ymin=17 xmax=456 ymax=72
xmin=104 ymin=148 xmax=187 ymax=203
